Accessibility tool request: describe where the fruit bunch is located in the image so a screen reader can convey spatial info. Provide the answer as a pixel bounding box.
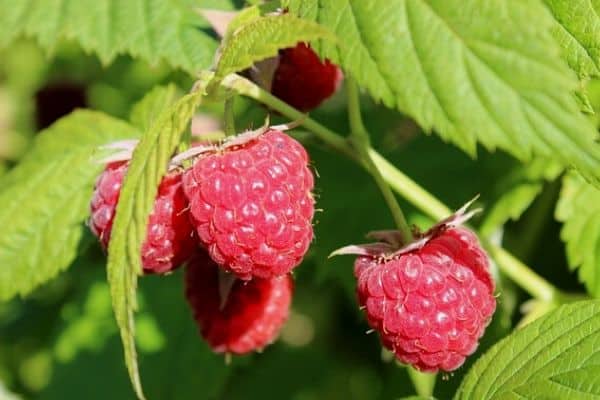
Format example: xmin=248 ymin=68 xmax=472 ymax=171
xmin=90 ymin=127 xmax=315 ymax=354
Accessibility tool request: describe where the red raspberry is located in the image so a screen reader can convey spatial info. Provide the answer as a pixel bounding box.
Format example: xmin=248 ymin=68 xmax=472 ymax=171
xmin=271 ymin=43 xmax=343 ymax=112
xmin=184 ymin=252 xmax=293 ymax=354
xmin=89 ymin=161 xmax=197 ymax=274
xmin=354 ymin=227 xmax=496 ymax=372
xmin=182 ymin=129 xmax=315 ymax=280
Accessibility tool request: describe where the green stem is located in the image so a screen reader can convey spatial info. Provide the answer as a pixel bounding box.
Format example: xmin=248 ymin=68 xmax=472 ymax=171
xmin=220 ymin=73 xmax=561 ymax=302
xmin=346 ymin=77 xmax=413 ymax=244
xmin=221 ymin=74 xmax=355 ymax=160
xmin=486 ymin=244 xmax=558 ymax=303
xmin=369 ymin=150 xmax=451 ymax=220
xmin=407 ymin=367 xmax=436 ymax=398
xmin=224 ymin=96 xmax=236 ymax=136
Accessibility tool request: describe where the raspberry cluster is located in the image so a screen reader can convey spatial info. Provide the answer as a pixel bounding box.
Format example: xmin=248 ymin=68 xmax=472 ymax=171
xmin=90 ymin=128 xmax=314 ymax=354
xmin=353 ymin=227 xmax=496 ymax=372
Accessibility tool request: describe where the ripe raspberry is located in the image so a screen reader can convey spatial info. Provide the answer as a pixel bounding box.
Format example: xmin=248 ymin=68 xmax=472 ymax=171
xmin=354 ymin=227 xmax=495 ymax=372
xmin=89 ymin=161 xmax=197 ymax=274
xmin=182 ymin=129 xmax=315 ymax=280
xmin=184 ymin=252 xmax=293 ymax=354
xmin=271 ymin=43 xmax=343 ymax=112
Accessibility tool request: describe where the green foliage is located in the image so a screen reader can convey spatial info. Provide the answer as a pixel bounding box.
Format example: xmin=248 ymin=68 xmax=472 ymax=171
xmin=0 ymin=0 xmax=218 ymax=75
xmin=129 ymin=84 xmax=179 ymax=132
xmin=0 ymin=111 xmax=140 ymax=301
xmin=556 ymin=173 xmax=600 ymax=297
xmin=544 ymin=0 xmax=600 ymax=78
xmin=106 ymin=88 xmax=202 ymax=399
xmin=2 ymin=2 xmax=600 ymax=399
xmin=456 ymin=300 xmax=600 ymax=399
xmin=479 ymin=158 xmax=562 ymax=237
xmin=285 ymin=0 xmax=600 ymax=187
xmin=40 ymin=268 xmax=232 ymax=400
xmin=213 ymin=14 xmax=334 ymax=82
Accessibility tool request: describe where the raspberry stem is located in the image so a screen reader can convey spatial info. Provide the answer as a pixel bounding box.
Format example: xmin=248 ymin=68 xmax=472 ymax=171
xmin=346 ymin=77 xmax=413 ymax=245
xmin=219 ymin=72 xmax=562 ymax=303
xmin=407 ymin=366 xmax=436 ymax=397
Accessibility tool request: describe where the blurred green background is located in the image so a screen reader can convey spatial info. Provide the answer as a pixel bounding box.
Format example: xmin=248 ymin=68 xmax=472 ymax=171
xmin=1 ymin=21 xmax=599 ymax=399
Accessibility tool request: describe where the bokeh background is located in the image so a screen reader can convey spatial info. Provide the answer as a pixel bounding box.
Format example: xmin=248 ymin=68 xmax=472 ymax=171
xmin=1 ymin=6 xmax=600 ymax=399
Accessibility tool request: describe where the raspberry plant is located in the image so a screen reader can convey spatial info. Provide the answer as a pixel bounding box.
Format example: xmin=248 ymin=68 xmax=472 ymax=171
xmin=0 ymin=1 xmax=600 ymax=399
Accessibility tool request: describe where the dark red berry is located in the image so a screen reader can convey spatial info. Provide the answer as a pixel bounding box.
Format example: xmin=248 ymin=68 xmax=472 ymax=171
xmin=185 ymin=252 xmax=293 ymax=354
xmin=271 ymin=43 xmax=343 ymax=112
xmin=89 ymin=161 xmax=197 ymax=274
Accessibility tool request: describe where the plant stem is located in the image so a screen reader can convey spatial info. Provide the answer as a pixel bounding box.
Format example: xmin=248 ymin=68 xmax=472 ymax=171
xmin=407 ymin=367 xmax=436 ymax=398
xmin=221 ymin=73 xmax=561 ymax=302
xmin=224 ymin=96 xmax=236 ymax=136
xmin=369 ymin=150 xmax=451 ymax=220
xmin=221 ymin=74 xmax=355 ymax=160
xmin=486 ymin=244 xmax=558 ymax=303
xmin=346 ymin=78 xmax=413 ymax=244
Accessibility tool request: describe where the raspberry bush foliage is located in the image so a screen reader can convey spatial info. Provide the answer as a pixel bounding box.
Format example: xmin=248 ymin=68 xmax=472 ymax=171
xmin=0 ymin=1 xmax=600 ymax=400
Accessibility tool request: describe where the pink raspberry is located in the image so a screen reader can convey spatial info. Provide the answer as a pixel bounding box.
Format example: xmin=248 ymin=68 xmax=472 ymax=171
xmin=184 ymin=252 xmax=293 ymax=354
xmin=354 ymin=227 xmax=496 ymax=372
xmin=271 ymin=43 xmax=343 ymax=112
xmin=89 ymin=161 xmax=197 ymax=274
xmin=182 ymin=129 xmax=315 ymax=280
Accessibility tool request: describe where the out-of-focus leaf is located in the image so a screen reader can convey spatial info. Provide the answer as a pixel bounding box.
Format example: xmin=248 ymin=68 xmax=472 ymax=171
xmin=556 ymin=172 xmax=600 ymax=297
xmin=480 ymin=158 xmax=562 ymax=237
xmin=0 ymin=0 xmax=219 ymax=75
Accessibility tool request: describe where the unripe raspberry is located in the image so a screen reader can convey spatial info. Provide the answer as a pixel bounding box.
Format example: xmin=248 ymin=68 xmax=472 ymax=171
xmin=184 ymin=252 xmax=293 ymax=354
xmin=182 ymin=129 xmax=315 ymax=280
xmin=354 ymin=227 xmax=495 ymax=372
xmin=89 ymin=161 xmax=197 ymax=274
xmin=271 ymin=43 xmax=343 ymax=112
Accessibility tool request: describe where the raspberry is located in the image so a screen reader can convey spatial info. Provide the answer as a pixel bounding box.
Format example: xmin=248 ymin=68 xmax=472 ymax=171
xmin=271 ymin=43 xmax=343 ymax=112
xmin=184 ymin=252 xmax=293 ymax=354
xmin=354 ymin=227 xmax=495 ymax=372
xmin=89 ymin=161 xmax=197 ymax=274
xmin=182 ymin=129 xmax=315 ymax=280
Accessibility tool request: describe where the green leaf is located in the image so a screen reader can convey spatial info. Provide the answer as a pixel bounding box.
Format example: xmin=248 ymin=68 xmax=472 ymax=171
xmin=130 ymin=84 xmax=180 ymax=132
xmin=480 ymin=159 xmax=562 ymax=237
xmin=106 ymin=88 xmax=202 ymax=399
xmin=0 ymin=0 xmax=219 ymax=75
xmin=556 ymin=173 xmax=600 ymax=296
xmin=399 ymin=397 xmax=436 ymax=400
xmin=213 ymin=14 xmax=334 ymax=82
xmin=0 ymin=110 xmax=140 ymax=301
xmin=455 ymin=300 xmax=600 ymax=399
xmin=544 ymin=0 xmax=600 ymax=78
xmin=286 ymin=0 xmax=600 ymax=187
